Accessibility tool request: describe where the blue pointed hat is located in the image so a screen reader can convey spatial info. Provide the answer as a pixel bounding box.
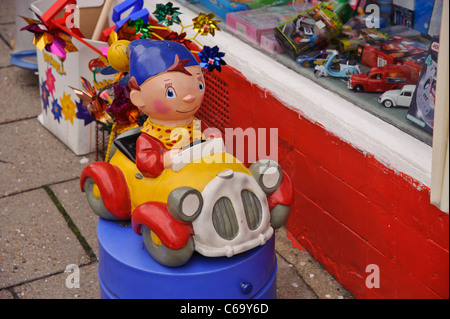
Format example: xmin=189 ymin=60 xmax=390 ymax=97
xmin=127 ymin=39 xmax=199 ymax=86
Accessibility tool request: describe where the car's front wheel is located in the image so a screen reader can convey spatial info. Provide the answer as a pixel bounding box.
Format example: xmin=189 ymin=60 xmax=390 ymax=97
xmin=383 ymin=99 xmax=394 ymax=108
xmin=353 ymin=85 xmax=364 ymax=93
xmin=83 ymin=177 xmax=118 ymax=220
xmin=142 ymin=226 xmax=195 ymax=267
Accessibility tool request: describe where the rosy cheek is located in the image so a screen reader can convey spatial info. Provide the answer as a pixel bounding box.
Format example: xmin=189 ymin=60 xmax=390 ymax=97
xmin=154 ymin=99 xmax=172 ymax=114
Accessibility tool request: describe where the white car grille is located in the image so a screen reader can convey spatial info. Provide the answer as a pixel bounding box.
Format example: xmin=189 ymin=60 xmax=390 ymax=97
xmin=193 ymin=171 xmax=273 ymax=257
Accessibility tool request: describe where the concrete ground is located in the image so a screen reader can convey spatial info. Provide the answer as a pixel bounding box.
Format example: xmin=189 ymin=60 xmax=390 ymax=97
xmin=0 ymin=0 xmax=352 ymax=300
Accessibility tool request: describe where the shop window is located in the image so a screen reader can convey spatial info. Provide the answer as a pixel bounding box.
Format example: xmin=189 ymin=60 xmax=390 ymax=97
xmin=179 ymin=0 xmax=444 ymax=147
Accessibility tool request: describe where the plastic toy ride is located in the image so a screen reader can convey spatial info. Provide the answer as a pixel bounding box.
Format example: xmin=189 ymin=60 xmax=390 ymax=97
xmin=378 ymin=84 xmax=416 ymax=108
xmin=80 ymin=38 xmax=293 ymax=268
xmin=81 ymin=130 xmax=293 ymax=267
xmin=314 ymin=50 xmax=360 ymax=78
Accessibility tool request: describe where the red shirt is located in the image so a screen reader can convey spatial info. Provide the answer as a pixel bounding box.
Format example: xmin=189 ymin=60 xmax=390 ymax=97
xmin=135 ymin=133 xmax=167 ymax=178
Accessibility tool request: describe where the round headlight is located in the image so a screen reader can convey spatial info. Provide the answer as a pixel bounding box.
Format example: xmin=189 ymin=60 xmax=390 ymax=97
xmin=168 ymin=186 xmax=203 ymax=222
xmin=249 ymin=160 xmax=283 ymax=195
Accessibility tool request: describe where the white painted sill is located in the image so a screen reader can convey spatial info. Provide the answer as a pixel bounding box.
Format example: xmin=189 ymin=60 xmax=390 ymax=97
xmin=144 ymin=0 xmax=432 ymax=187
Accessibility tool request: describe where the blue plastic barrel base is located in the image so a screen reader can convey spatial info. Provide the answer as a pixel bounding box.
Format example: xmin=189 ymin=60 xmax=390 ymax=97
xmin=97 ymin=218 xmax=277 ymax=299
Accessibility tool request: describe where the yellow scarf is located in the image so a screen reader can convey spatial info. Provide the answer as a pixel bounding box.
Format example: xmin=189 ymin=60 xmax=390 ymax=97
xmin=141 ymin=118 xmax=204 ymax=149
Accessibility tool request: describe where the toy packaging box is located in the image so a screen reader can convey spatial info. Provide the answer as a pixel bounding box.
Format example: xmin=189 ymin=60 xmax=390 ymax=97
xmin=198 ymin=0 xmax=296 ymax=19
xmin=334 ymin=26 xmax=387 ymax=56
xmin=274 ymin=0 xmax=354 ymax=58
xmin=358 ymin=35 xmax=428 ymax=81
xmin=397 ymin=52 xmax=428 ymax=83
xmin=406 ymin=36 xmax=439 ymax=134
xmin=32 ymin=0 xmax=116 ymax=155
xmin=261 ymin=33 xmax=284 ymax=53
xmin=226 ymin=3 xmax=310 ymax=45
xmin=392 ymin=0 xmax=443 ymax=37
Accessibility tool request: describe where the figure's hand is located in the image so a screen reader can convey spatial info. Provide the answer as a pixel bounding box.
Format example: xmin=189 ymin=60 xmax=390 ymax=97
xmin=163 ymin=148 xmax=182 ymax=169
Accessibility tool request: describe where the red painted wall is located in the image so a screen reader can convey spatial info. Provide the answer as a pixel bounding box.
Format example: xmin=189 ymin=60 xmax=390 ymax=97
xmin=199 ymin=65 xmax=449 ymax=299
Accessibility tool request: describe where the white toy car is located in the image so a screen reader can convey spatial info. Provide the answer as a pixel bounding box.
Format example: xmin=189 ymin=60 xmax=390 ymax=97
xmin=378 ymin=85 xmax=416 ymax=108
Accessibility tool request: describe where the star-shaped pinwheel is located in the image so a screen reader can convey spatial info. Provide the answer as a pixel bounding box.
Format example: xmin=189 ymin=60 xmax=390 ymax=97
xmin=153 ymin=2 xmax=182 ymax=26
xmin=192 ymin=13 xmax=221 ymax=36
xmin=20 ymin=14 xmax=77 ymax=59
xmin=198 ymin=46 xmax=226 ymax=72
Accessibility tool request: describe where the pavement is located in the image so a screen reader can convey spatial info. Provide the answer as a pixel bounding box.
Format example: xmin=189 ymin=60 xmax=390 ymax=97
xmin=0 ymin=0 xmax=352 ymax=300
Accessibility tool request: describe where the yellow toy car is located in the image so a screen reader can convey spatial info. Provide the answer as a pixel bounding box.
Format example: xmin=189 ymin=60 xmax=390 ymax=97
xmin=81 ymin=127 xmax=294 ymax=266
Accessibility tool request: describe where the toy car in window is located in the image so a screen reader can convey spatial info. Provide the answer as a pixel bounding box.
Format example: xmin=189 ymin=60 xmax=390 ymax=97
xmin=80 ymin=127 xmax=294 ymax=267
xmin=378 ymin=84 xmax=416 ymax=108
xmin=296 ymin=50 xmax=348 ymax=68
xmin=296 ymin=50 xmax=331 ymax=68
xmin=348 ymin=64 xmax=414 ymax=93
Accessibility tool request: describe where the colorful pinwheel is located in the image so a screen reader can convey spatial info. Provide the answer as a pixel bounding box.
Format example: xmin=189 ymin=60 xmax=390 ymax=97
xmin=164 ymin=31 xmax=191 ymax=47
xmin=127 ymin=18 xmax=153 ymax=39
xmin=107 ymin=85 xmax=140 ymax=126
xmin=192 ymin=13 xmax=221 ymax=36
xmin=20 ymin=15 xmax=77 ymax=59
xmin=153 ymin=2 xmax=182 ymax=26
xmin=198 ymin=46 xmax=226 ymax=72
xmin=70 ymin=77 xmax=113 ymax=125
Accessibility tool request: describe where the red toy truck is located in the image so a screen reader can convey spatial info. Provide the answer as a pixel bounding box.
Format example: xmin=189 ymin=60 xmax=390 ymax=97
xmin=348 ymin=64 xmax=414 ymax=93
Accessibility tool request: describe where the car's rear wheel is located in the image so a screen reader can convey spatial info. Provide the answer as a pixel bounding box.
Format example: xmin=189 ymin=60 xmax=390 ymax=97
xmin=270 ymin=204 xmax=290 ymax=230
xmin=142 ymin=226 xmax=195 ymax=267
xmin=83 ymin=177 xmax=118 ymax=220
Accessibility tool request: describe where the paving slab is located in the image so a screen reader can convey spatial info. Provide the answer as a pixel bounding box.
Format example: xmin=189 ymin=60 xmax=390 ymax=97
xmin=0 ymin=288 xmax=14 ymax=299
xmin=0 ymin=22 xmax=14 ymax=47
xmin=0 ymin=119 xmax=95 ymax=197
xmin=0 ymin=0 xmax=16 ymax=25
xmin=0 ymin=22 xmax=13 ymax=68
xmin=50 ymin=179 xmax=100 ymax=258
xmin=276 ymin=252 xmax=318 ymax=299
xmin=0 ymin=188 xmax=91 ymax=288
xmin=0 ymin=66 xmax=42 ymax=124
xmin=275 ymin=228 xmax=353 ymax=299
xmin=12 ymin=262 xmax=99 ymax=299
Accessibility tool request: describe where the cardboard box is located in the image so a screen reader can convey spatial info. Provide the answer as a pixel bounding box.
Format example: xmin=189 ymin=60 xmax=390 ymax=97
xmin=32 ymin=0 xmax=116 ymax=155
xmin=359 ymin=36 xmax=427 ymax=67
xmin=261 ymin=33 xmax=285 ymax=53
xmin=199 ymin=0 xmax=293 ymax=19
xmin=226 ymin=3 xmax=309 ymax=44
xmin=359 ymin=36 xmax=428 ymax=82
xmin=406 ymin=37 xmax=439 ymax=134
xmin=274 ymin=0 xmax=354 ymax=58
xmin=392 ymin=0 xmax=443 ymax=37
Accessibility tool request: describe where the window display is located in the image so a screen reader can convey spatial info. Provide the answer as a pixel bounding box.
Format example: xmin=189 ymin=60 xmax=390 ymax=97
xmin=181 ymin=0 xmax=443 ymax=144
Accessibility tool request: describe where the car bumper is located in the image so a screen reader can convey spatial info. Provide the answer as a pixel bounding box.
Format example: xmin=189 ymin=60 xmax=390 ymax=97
xmin=194 ymin=226 xmax=274 ymax=257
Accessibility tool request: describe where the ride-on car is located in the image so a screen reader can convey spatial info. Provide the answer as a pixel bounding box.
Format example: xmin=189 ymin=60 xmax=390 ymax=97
xmin=80 ymin=127 xmax=294 ymax=267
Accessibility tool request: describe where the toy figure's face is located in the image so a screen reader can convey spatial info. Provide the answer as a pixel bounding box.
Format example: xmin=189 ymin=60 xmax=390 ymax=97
xmin=130 ymin=65 xmax=205 ymax=124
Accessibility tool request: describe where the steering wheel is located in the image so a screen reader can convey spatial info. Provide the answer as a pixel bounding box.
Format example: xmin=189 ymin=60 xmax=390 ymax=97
xmin=183 ymin=139 xmax=207 ymax=150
